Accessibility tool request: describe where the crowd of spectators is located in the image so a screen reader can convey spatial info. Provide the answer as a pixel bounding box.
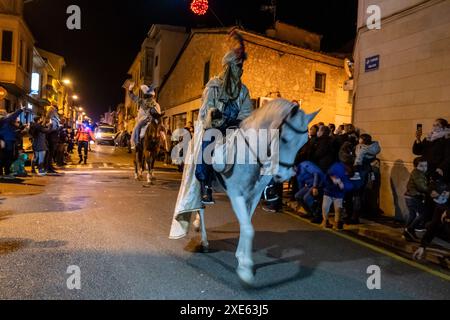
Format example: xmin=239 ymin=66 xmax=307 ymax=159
xmin=0 ymin=106 xmax=93 ymax=178
xmin=287 ymin=122 xmax=382 ymax=230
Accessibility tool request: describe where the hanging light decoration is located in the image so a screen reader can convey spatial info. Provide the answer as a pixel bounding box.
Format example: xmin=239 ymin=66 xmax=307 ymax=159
xmin=191 ymin=0 xmax=209 ymax=16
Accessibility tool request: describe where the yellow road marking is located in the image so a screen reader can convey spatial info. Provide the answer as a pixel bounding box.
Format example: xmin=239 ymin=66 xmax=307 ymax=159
xmin=284 ymin=211 xmax=450 ymax=282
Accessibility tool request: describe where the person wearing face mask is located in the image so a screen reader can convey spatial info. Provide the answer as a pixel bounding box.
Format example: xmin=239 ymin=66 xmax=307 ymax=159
xmin=413 ymin=118 xmax=449 ymax=180
xmin=403 ymin=157 xmax=430 ymax=241
xmin=194 ymin=30 xmax=253 ymax=205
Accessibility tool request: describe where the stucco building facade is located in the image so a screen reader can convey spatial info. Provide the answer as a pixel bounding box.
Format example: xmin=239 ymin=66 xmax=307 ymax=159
xmin=123 ymin=25 xmax=189 ymax=132
xmin=353 ymin=0 xmax=450 ymax=219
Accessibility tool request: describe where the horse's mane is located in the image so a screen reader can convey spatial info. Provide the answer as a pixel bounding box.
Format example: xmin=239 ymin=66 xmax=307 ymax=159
xmin=241 ymin=98 xmax=298 ymax=131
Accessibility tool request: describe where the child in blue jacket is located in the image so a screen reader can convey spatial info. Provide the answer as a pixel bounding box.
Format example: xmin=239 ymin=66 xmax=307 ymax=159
xmin=322 ymin=162 xmax=355 ymax=230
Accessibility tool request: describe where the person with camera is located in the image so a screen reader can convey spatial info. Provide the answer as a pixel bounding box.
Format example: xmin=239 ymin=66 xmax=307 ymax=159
xmin=414 ymin=119 xmax=449 ymax=181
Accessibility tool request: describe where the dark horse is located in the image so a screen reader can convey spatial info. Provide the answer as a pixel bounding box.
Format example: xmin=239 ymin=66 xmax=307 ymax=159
xmin=134 ymin=114 xmax=166 ymax=184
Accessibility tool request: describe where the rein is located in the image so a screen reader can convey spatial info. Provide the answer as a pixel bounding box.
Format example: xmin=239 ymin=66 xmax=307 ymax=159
xmin=239 ymin=107 xmax=309 ymax=170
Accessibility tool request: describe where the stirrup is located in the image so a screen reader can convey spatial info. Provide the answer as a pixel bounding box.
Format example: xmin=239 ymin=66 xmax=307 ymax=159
xmin=201 ymin=186 xmax=215 ymax=205
xmin=264 ymin=185 xmax=280 ymax=202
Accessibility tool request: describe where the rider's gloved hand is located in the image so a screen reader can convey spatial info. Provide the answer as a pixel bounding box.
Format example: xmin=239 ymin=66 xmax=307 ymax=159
xmin=211 ymin=109 xmax=223 ymax=120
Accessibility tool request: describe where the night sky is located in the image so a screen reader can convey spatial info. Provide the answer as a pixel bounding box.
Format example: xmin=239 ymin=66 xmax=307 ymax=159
xmin=24 ymin=0 xmax=358 ymax=121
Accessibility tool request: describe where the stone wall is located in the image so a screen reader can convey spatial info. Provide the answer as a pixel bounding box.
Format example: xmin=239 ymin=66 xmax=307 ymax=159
xmin=159 ymin=32 xmax=352 ymax=127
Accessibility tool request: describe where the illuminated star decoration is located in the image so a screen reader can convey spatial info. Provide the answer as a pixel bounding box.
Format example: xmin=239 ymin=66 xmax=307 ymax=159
xmin=190 ymin=0 xmax=209 ymax=15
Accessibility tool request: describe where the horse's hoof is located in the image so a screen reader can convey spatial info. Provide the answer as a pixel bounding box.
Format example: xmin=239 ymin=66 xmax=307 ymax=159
xmin=202 ymin=245 xmax=209 ymax=253
xmin=237 ymin=266 xmax=255 ymax=285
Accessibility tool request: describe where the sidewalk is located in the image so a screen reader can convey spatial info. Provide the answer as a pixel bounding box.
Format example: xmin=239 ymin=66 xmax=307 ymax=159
xmin=0 ymin=175 xmax=48 ymax=197
xmin=283 ymin=198 xmax=450 ymax=270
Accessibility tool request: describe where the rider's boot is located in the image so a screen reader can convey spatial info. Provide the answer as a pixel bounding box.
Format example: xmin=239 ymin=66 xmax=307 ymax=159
xmin=201 ymin=182 xmax=215 ymax=205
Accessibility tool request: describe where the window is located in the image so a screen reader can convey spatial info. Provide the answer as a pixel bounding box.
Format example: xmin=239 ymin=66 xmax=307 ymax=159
xmin=1 ymin=31 xmax=13 ymax=62
xmin=19 ymin=40 xmax=23 ymax=66
xmin=26 ymin=48 xmax=32 ymax=73
xmin=4 ymin=99 xmax=11 ymax=113
xmin=203 ymin=61 xmax=210 ymax=87
xmin=314 ymin=72 xmax=326 ymax=93
xmin=146 ymin=48 xmax=154 ymax=77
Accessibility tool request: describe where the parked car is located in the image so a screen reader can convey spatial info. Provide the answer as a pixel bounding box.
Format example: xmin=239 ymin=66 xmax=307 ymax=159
xmin=94 ymin=125 xmax=116 ymax=145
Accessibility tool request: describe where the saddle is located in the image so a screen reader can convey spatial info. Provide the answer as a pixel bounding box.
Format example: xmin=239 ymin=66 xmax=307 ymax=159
xmin=212 ymin=129 xmax=239 ymax=174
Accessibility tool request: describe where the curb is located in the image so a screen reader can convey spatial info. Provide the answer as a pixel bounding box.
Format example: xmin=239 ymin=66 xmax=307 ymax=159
xmin=283 ymin=200 xmax=450 ymax=270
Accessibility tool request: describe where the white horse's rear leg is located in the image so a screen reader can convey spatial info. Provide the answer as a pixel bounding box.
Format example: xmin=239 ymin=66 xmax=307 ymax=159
xmin=230 ymin=195 xmax=255 ymax=285
xmin=198 ymin=209 xmax=209 ymax=252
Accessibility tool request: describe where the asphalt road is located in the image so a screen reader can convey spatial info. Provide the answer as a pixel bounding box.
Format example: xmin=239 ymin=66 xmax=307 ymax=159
xmin=0 ymin=146 xmax=449 ymax=300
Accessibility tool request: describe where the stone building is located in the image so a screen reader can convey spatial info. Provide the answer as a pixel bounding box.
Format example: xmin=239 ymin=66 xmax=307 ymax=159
xmin=353 ymin=0 xmax=450 ymax=219
xmin=158 ymin=24 xmax=353 ymax=132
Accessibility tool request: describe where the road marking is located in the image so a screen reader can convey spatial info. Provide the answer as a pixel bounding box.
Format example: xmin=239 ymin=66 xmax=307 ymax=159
xmin=284 ymin=211 xmax=450 ymax=282
xmin=64 ymin=170 xmax=127 ymax=175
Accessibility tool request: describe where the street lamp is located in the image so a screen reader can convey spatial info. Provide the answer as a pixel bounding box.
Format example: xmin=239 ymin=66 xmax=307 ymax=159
xmin=72 ymin=95 xmax=79 ymax=100
xmin=79 ymin=107 xmax=83 ymax=112
xmin=62 ymin=79 xmax=71 ymax=85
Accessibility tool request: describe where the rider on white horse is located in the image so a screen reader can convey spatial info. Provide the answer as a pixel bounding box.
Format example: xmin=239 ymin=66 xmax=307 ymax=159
xmin=195 ymin=30 xmax=254 ymax=205
xmin=169 ymin=30 xmax=278 ymax=240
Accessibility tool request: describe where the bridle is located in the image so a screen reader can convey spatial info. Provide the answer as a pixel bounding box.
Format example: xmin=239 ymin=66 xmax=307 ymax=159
xmin=240 ymin=106 xmax=309 ymax=171
xmin=277 ymin=107 xmax=309 ymax=170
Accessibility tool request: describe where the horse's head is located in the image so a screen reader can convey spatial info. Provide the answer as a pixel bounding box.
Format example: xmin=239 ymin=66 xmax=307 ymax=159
xmin=273 ymin=106 xmax=320 ymax=183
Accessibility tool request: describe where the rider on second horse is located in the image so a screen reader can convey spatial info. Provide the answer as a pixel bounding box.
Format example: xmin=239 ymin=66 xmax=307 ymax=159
xmin=128 ymin=82 xmax=162 ymax=150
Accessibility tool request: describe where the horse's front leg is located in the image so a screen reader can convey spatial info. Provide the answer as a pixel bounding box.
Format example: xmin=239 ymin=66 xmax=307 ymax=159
xmin=134 ymin=152 xmax=139 ymax=180
xmin=230 ymin=195 xmax=255 ymax=285
xmin=236 ymin=191 xmax=261 ymax=262
xmin=146 ymin=153 xmax=153 ymax=184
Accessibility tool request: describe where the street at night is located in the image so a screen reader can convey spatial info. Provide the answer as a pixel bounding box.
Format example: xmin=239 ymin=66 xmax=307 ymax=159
xmin=0 ymin=146 xmax=448 ymax=299
xmin=1 ymin=0 xmax=450 ymax=307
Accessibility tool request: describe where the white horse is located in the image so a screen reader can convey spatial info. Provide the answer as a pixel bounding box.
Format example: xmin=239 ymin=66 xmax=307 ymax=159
xmin=193 ymin=99 xmax=319 ymax=285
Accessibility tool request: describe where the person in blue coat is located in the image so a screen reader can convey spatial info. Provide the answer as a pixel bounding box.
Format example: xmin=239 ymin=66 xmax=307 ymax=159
xmin=295 ymin=161 xmax=326 ymax=221
xmin=322 ymin=162 xmax=355 ymax=230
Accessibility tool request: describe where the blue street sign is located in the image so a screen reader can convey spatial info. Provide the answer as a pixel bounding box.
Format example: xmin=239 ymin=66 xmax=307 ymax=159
xmin=365 ymin=55 xmax=380 ymax=72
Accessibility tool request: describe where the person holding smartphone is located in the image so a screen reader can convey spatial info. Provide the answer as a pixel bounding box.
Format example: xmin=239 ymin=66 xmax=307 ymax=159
xmin=413 ymin=119 xmax=449 ymax=180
